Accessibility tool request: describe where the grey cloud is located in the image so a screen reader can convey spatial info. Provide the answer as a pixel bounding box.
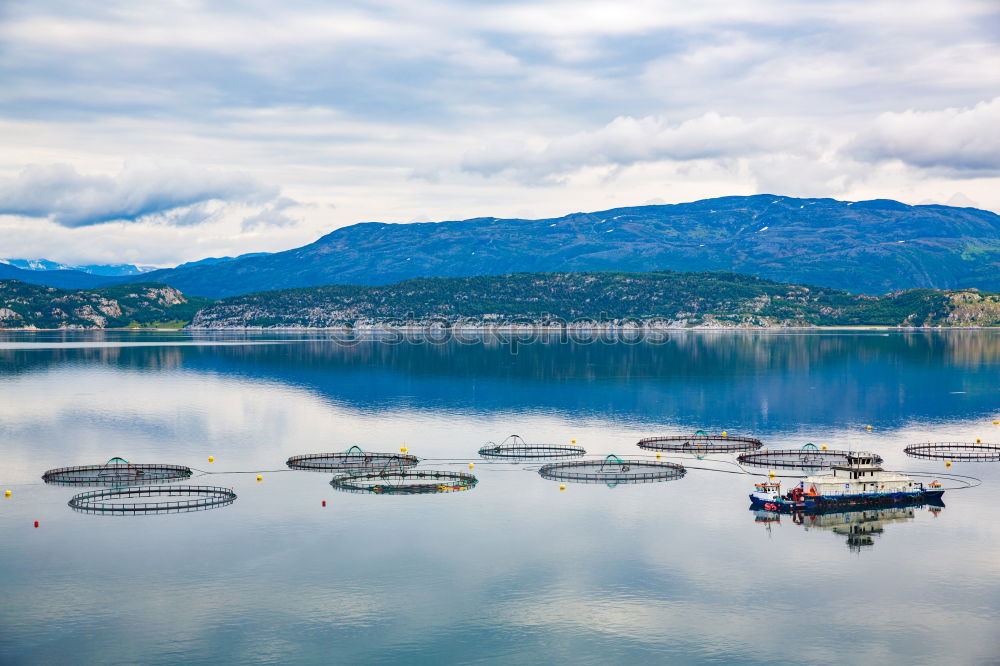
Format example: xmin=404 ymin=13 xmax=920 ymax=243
xmin=0 ymin=162 xmax=279 ymax=226
xmin=461 ymin=112 xmax=812 ymax=181
xmin=241 ymin=197 xmax=303 ymax=231
xmin=845 ymin=98 xmax=1000 ymax=174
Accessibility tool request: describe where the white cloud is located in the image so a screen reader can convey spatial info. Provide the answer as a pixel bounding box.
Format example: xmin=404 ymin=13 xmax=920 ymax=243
xmin=461 ymin=112 xmax=813 ymax=182
xmin=0 ymin=161 xmax=279 ymax=226
xmin=0 ymin=0 xmax=999 ymax=264
xmin=845 ymin=98 xmax=1000 ymax=174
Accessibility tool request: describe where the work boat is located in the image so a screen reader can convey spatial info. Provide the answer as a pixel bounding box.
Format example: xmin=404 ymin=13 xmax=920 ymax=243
xmin=749 ymin=451 xmax=944 ymax=513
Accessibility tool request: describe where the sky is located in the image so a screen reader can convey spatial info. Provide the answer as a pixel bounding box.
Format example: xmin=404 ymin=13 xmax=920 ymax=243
xmin=0 ymin=0 xmax=998 ymax=267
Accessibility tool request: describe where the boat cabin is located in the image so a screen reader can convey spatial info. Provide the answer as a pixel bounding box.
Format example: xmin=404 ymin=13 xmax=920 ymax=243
xmin=805 ymin=452 xmax=917 ymax=496
xmin=753 ymin=481 xmax=781 ymax=499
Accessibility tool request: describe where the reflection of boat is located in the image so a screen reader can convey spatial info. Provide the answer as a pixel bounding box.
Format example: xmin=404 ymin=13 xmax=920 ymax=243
xmin=749 ymin=452 xmax=944 ymax=512
xmin=749 ymin=503 xmax=943 ymax=552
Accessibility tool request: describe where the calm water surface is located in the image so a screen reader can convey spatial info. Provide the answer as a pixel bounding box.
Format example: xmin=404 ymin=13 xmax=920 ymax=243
xmin=1 ymin=330 xmax=999 ymax=664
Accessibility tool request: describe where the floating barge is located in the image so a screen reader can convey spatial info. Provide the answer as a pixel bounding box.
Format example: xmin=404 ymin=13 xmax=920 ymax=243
xmin=749 ymin=452 xmax=944 ymax=513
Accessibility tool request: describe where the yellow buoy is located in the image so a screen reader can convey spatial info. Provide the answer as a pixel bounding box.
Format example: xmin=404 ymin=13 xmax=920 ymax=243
xmin=769 ymin=470 xmax=776 ymax=479
xmin=256 ymin=474 xmax=263 ymax=482
xmin=993 ymin=420 xmax=999 ymax=425
xmin=571 ymin=439 xmax=576 ymax=444
xmin=821 ymin=445 xmax=827 ymax=451
xmin=4 ymin=490 xmax=10 ymax=498
xmin=945 ymin=461 xmax=952 ymax=468
xmin=468 ymin=462 xmax=474 ymax=469
xmin=976 ymin=438 xmax=981 ymax=443
xmin=655 ymin=452 xmax=661 ymax=459
xmin=866 ymin=425 xmax=872 ymax=431
xmin=721 ymin=431 xmax=728 ymax=437
xmin=208 ymin=455 xmax=214 ymax=463
xmin=400 ymin=446 xmax=408 ymax=453
xmin=559 ymin=484 xmax=566 ymax=491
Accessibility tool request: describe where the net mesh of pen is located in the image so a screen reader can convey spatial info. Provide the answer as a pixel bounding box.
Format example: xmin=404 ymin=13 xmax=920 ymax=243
xmin=329 ymin=470 xmax=478 ymax=494
xmin=42 ymin=459 xmax=192 ymax=486
xmin=903 ymin=442 xmax=1000 ymax=461
xmin=68 ymin=485 xmax=236 ymax=514
xmin=478 ymin=435 xmax=585 ymax=460
xmin=637 ymin=433 xmax=762 ymax=453
xmin=287 ymin=446 xmax=419 ymax=472
xmin=538 ymin=455 xmax=686 ymax=484
xmin=737 ymin=448 xmax=882 ymax=469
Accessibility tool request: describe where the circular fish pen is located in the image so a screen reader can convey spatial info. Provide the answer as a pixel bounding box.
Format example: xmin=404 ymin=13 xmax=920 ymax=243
xmin=904 ymin=442 xmax=1000 ymax=461
xmin=329 ymin=470 xmax=478 ymax=495
xmin=287 ymin=446 xmax=419 ymax=472
xmin=68 ymin=485 xmax=237 ymax=515
xmin=478 ymin=435 xmax=585 ymax=460
xmin=538 ymin=455 xmax=686 ymax=485
xmin=42 ymin=457 xmax=193 ymax=486
xmin=637 ymin=431 xmax=762 ymax=454
xmin=737 ymin=447 xmax=883 ymax=470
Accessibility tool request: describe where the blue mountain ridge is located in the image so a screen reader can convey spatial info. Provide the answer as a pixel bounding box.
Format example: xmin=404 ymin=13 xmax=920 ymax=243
xmin=119 ymin=194 xmax=1000 ymax=298
xmin=4 ymin=195 xmax=997 ymax=297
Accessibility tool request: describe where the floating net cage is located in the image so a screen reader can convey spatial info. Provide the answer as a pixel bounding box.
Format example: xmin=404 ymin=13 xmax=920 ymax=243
xmin=42 ymin=457 xmax=193 ymax=487
xmin=904 ymin=442 xmax=1000 ymax=461
xmin=478 ymin=435 xmax=586 ymax=460
xmin=637 ymin=431 xmax=762 ymax=454
xmin=330 ymin=470 xmax=478 ymax=495
xmin=287 ymin=446 xmax=419 ymax=472
xmin=737 ymin=445 xmax=883 ymax=470
xmin=538 ymin=455 xmax=686 ymax=485
xmin=68 ymin=485 xmax=237 ymax=515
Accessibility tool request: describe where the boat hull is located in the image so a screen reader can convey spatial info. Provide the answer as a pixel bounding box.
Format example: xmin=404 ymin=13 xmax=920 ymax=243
xmin=749 ymin=490 xmax=944 ymax=513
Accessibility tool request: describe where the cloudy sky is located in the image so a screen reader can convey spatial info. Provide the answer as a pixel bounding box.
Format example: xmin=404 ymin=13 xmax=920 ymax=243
xmin=1 ymin=0 xmax=998 ymax=267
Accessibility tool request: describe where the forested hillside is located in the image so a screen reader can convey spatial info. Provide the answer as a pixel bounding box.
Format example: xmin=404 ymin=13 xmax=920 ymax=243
xmin=189 ymin=271 xmax=1000 ymax=328
xmin=0 ymin=281 xmax=212 ymax=328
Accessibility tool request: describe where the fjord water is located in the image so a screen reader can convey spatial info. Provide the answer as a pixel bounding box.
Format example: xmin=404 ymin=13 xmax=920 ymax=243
xmin=1 ymin=330 xmax=999 ymax=665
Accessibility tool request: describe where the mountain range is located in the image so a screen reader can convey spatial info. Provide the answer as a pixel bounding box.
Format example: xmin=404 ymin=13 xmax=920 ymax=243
xmin=4 ymin=195 xmax=999 ymax=297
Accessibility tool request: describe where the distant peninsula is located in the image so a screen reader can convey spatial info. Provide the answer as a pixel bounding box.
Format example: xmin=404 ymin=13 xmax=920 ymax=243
xmin=0 ymin=281 xmax=211 ymax=329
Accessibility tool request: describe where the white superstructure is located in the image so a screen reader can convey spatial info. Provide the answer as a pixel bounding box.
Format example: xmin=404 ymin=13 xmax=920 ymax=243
xmin=803 ymin=452 xmax=917 ymax=496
